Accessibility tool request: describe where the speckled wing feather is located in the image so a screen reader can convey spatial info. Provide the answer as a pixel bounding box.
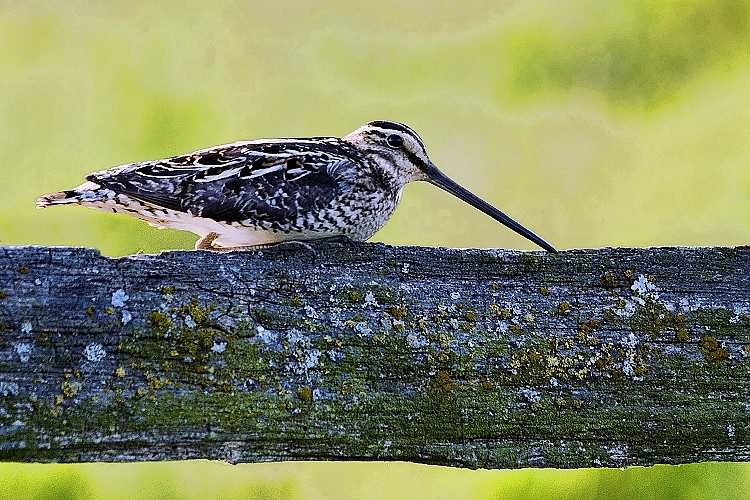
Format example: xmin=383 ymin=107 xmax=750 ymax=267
xmin=87 ymin=139 xmax=354 ymax=229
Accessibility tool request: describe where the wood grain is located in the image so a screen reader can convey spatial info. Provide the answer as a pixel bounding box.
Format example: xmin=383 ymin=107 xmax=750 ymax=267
xmin=0 ymin=243 xmax=748 ymax=468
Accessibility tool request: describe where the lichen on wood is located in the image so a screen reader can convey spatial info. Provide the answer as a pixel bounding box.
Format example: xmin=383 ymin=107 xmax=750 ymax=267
xmin=0 ymin=243 xmax=748 ymax=468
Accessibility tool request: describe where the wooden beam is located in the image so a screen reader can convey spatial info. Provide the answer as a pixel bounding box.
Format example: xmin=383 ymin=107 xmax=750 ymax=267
xmin=0 ymin=243 xmax=748 ymax=467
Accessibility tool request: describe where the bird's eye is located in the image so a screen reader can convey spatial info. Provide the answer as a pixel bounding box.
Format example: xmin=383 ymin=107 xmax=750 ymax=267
xmin=386 ymin=134 xmax=404 ymax=149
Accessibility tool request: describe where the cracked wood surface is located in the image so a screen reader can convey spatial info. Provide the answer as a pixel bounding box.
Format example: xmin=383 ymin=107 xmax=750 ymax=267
xmin=0 ymin=243 xmax=749 ymax=468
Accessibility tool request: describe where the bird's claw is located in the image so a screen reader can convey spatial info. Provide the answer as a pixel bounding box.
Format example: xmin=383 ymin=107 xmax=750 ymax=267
xmin=195 ymin=233 xmax=321 ymax=255
xmin=195 ymin=232 xmax=222 ymax=251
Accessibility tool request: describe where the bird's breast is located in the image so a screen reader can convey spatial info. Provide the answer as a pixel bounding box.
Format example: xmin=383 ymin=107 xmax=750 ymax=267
xmin=332 ymin=184 xmax=403 ymax=241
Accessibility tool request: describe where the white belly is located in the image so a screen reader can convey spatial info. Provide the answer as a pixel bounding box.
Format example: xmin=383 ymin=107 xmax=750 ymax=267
xmin=83 ymin=196 xmax=292 ymax=247
xmin=152 ymin=213 xmax=284 ymax=247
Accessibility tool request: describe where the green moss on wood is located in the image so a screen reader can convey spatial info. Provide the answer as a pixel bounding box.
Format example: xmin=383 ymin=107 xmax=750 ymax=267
xmin=182 ymin=297 xmax=212 ymax=326
xmin=698 ymin=336 xmax=729 ymax=363
xmin=252 ymin=307 xmax=276 ymax=328
xmin=297 ymin=386 xmax=313 ymax=402
xmin=602 ymin=271 xmax=617 ymax=289
xmin=520 ymin=253 xmax=542 ymax=272
xmin=148 ymin=310 xmax=172 ymax=334
xmin=345 ymin=289 xmax=363 ymax=302
xmin=2 ymin=245 xmax=749 ymax=467
xmin=558 ymin=301 xmax=571 ymax=315
xmin=387 ymin=306 xmax=408 ymax=320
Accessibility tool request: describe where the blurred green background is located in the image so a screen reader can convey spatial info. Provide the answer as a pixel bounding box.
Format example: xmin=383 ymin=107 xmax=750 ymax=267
xmin=1 ymin=0 xmax=749 ymax=498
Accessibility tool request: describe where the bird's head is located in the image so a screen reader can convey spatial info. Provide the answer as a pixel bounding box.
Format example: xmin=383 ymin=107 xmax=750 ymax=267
xmin=343 ymin=120 xmax=433 ymax=184
xmin=344 ymin=120 xmax=557 ymax=253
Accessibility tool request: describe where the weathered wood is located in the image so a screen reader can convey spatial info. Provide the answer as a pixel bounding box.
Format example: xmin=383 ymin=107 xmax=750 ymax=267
xmin=0 ymin=243 xmax=748 ymax=468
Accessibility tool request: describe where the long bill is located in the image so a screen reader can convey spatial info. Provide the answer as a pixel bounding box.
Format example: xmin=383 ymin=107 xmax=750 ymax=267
xmin=425 ymin=164 xmax=558 ymax=253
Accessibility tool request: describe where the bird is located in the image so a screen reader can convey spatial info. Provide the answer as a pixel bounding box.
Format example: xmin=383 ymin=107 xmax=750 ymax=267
xmin=37 ymin=120 xmax=557 ymax=252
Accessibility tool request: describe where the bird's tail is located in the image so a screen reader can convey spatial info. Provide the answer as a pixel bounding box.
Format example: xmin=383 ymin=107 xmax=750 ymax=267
xmin=36 ymin=182 xmax=103 ymax=209
xmin=36 ymin=191 xmax=76 ymax=208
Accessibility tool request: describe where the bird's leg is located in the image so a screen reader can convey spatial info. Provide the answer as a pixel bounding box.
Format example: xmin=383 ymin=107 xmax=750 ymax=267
xmin=257 ymin=236 xmax=357 ymax=254
xmin=254 ymin=236 xmax=357 ymax=252
xmin=273 ymin=240 xmax=317 ymax=252
xmin=195 ymin=234 xmax=315 ymax=253
xmin=195 ymin=232 xmax=221 ymax=251
xmin=315 ymin=235 xmax=357 ymax=246
xmin=224 ymin=240 xmax=317 ymax=253
xmin=195 ymin=234 xmax=355 ymax=253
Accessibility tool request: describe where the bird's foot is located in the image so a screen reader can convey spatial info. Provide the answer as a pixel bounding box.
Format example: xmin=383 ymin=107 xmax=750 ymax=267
xmin=278 ymin=240 xmax=317 ymax=252
xmin=315 ymin=235 xmax=357 ymax=246
xmin=195 ymin=234 xmax=355 ymax=254
xmin=225 ymin=240 xmax=320 ymax=255
xmin=195 ymin=232 xmax=221 ymax=251
xmin=196 ymin=233 xmax=317 ymax=253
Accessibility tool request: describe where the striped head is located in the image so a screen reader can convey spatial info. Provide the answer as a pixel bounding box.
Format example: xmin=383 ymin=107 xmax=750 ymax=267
xmin=343 ymin=120 xmax=433 ymax=185
xmin=343 ymin=120 xmax=557 ymax=252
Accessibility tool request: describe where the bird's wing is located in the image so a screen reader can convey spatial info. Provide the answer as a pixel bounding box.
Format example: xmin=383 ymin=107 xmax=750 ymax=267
xmin=88 ymin=139 xmax=354 ymax=225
